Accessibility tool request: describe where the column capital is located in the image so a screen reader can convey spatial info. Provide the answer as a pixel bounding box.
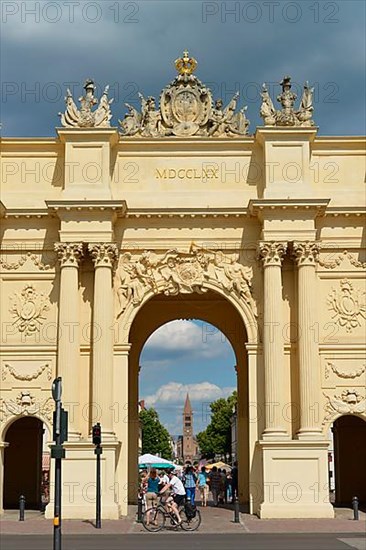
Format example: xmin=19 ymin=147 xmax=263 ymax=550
xmin=293 ymin=241 xmax=320 ymax=267
xmin=55 ymin=242 xmax=83 ymax=267
xmin=88 ymin=243 xmax=118 ymax=268
xmin=258 ymin=241 xmax=287 ymax=267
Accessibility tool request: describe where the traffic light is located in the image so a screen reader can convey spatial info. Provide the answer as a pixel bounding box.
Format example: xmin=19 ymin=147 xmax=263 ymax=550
xmin=92 ymin=423 xmax=101 ymax=446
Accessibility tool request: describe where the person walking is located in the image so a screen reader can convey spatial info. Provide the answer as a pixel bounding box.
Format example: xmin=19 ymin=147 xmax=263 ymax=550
xmin=208 ymin=466 xmax=222 ymax=507
xmin=226 ymin=470 xmax=233 ymax=502
xmin=231 ymin=461 xmax=238 ymax=502
xmin=144 ymin=468 xmax=160 ymax=525
xmin=197 ymin=466 xmax=209 ymax=507
xmin=183 ymin=465 xmax=197 ymax=505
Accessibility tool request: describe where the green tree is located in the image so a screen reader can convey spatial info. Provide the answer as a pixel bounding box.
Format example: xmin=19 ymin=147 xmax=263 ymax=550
xmin=196 ymin=391 xmax=237 ymax=459
xmin=139 ymin=407 xmax=172 ymax=460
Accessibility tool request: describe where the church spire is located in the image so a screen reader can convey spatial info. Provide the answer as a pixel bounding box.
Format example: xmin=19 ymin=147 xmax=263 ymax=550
xmin=184 ymin=393 xmax=192 ymax=414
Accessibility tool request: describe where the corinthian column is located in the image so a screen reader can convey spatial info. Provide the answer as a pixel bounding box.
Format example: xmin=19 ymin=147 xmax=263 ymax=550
xmin=89 ymin=243 xmax=118 ymax=440
xmin=293 ymin=242 xmax=322 ymax=439
xmin=258 ymin=242 xmax=289 ymax=439
xmin=55 ymin=243 xmax=83 ymax=440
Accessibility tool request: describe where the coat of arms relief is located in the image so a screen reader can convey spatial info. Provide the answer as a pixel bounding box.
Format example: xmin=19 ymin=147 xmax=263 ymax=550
xmin=119 ymin=50 xmax=250 ymax=138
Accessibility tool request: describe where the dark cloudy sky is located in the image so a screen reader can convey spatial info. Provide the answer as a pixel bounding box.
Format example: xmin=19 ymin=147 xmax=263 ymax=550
xmin=1 ymin=0 xmax=365 ymax=137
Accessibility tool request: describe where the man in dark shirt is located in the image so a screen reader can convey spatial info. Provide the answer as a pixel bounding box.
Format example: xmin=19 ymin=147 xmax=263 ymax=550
xmin=208 ymin=466 xmax=221 ymax=507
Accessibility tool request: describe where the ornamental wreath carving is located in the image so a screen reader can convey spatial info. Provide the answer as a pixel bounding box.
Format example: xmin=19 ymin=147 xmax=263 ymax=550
xmin=9 ymin=285 xmax=51 ymax=336
xmin=327 ymin=279 xmax=366 ymax=333
xmin=323 ymin=389 xmax=366 ymax=425
xmin=0 ymin=391 xmax=53 ymax=422
xmin=2 ymin=362 xmax=52 ymax=382
xmin=115 ymin=246 xmax=257 ymax=317
xmin=325 ymin=361 xmax=366 ymax=380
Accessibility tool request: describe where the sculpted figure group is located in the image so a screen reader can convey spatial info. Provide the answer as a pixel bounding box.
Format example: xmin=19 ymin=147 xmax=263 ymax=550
xmin=59 ymin=79 xmax=113 ymax=128
xmin=59 ymin=54 xmax=315 ymax=132
xmin=115 ymin=246 xmax=257 ymax=318
xmin=260 ymin=76 xmax=314 ymax=127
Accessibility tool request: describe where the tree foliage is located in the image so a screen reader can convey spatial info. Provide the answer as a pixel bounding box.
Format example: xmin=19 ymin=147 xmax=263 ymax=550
xmin=139 ymin=407 xmax=172 ymax=460
xmin=196 ymin=391 xmax=237 ymax=459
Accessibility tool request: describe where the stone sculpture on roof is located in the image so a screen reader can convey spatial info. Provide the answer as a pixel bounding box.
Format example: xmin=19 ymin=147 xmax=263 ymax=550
xmin=260 ymin=76 xmax=315 ymax=127
xmin=59 ymin=79 xmax=113 ymax=128
xmin=119 ymin=50 xmax=250 ymax=137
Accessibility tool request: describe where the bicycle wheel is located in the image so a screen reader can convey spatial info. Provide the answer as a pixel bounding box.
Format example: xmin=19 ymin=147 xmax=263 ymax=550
xmin=180 ymin=508 xmax=201 ymax=531
xmin=142 ymin=507 xmax=165 ymax=532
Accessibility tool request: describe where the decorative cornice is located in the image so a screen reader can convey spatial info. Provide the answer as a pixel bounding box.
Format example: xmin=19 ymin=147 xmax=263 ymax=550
xmin=248 ymin=199 xmax=329 ymax=217
xmin=125 ymin=207 xmax=249 ymax=220
xmin=46 ymin=200 xmax=126 ymax=216
xmin=293 ymin=241 xmax=320 ymax=266
xmin=258 ymin=241 xmax=287 ymax=266
xmin=55 ymin=243 xmax=83 ymax=268
xmin=89 ymin=243 xmax=118 ymax=268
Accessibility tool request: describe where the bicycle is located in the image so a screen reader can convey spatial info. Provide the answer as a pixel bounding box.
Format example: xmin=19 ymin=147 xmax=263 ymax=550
xmin=142 ymin=497 xmax=201 ymax=532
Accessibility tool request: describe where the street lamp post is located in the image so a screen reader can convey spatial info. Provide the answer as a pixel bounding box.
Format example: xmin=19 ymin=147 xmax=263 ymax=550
xmin=92 ymin=423 xmax=102 ymax=529
xmin=51 ymin=377 xmax=68 ymax=550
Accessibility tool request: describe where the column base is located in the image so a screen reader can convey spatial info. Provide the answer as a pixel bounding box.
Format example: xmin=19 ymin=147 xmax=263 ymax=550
xmin=262 ymin=429 xmax=291 ymax=441
xmin=296 ymin=428 xmax=323 ymax=440
xmin=45 ymin=440 xmax=120 ymax=520
xmin=66 ymin=431 xmax=82 ymax=442
xmin=257 ymin=439 xmax=334 ymax=519
xmin=259 ymin=502 xmax=334 ymax=519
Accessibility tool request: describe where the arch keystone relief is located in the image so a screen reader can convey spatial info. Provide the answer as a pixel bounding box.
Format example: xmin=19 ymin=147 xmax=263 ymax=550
xmin=323 ymin=389 xmax=366 ymax=425
xmin=115 ymin=246 xmax=257 ymax=317
xmin=0 ymin=392 xmax=53 ymax=423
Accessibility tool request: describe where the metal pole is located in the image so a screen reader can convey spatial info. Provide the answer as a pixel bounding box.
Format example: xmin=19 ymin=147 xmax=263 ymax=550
xmin=54 ymin=397 xmax=62 ymax=550
xmin=95 ymin=446 xmax=102 ymax=529
xmin=137 ymin=493 xmax=143 ymax=523
xmin=19 ymin=495 xmax=25 ymax=521
xmin=234 ymin=497 xmax=240 ymax=523
xmin=352 ymin=496 xmax=359 ymax=521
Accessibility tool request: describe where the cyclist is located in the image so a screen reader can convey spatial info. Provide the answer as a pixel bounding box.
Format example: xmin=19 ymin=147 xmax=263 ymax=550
xmin=159 ymin=468 xmax=186 ymax=524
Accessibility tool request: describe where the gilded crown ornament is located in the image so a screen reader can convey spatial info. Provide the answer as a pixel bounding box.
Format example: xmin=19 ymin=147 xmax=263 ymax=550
xmin=119 ymin=51 xmax=250 ymax=138
xmin=175 ymin=50 xmax=197 ymax=75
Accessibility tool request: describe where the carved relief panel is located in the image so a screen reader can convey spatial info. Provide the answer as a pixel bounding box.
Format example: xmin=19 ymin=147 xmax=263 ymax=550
xmin=114 ymin=246 xmax=257 ymax=319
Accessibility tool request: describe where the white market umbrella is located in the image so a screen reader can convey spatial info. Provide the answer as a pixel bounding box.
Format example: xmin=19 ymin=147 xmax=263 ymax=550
xmin=138 ymin=453 xmax=175 ymax=469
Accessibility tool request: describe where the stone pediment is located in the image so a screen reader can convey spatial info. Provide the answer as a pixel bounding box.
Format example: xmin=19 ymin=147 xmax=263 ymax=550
xmin=118 ymin=50 xmax=250 ymax=138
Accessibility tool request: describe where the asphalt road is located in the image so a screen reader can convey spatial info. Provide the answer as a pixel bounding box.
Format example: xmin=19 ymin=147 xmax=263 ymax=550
xmin=1 ymin=534 xmax=366 ymax=550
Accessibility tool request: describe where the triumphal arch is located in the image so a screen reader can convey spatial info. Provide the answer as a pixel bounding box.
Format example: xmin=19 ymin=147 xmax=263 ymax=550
xmin=0 ymin=52 xmax=365 ymax=519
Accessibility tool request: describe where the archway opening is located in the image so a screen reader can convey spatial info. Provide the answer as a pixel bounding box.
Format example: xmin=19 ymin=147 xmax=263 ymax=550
xmin=127 ymin=290 xmax=251 ymax=507
xmin=332 ymin=415 xmax=366 ymax=507
xmin=3 ymin=417 xmax=44 ymax=510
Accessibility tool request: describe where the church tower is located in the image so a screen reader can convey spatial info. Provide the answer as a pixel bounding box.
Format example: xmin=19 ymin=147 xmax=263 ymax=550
xmin=182 ymin=393 xmax=195 ymax=463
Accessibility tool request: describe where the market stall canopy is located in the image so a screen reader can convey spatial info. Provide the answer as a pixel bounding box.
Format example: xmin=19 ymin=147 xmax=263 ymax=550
xmin=138 ymin=453 xmax=175 ymax=469
xmin=205 ymin=461 xmax=232 ymax=471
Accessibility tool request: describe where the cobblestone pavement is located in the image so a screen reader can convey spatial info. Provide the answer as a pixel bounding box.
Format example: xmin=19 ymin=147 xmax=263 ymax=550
xmin=0 ymin=504 xmax=365 ymax=535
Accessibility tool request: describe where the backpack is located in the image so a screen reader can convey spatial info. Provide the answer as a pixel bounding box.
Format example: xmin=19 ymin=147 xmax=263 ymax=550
xmin=184 ymin=500 xmax=197 ymax=519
